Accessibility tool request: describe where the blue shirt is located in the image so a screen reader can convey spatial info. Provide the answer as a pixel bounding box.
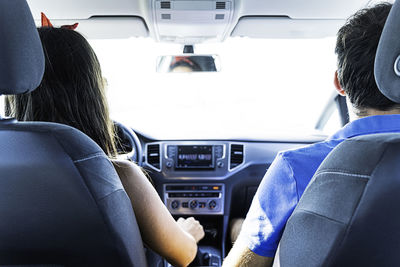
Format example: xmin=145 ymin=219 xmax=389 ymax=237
xmin=242 ymin=114 xmax=400 ymax=257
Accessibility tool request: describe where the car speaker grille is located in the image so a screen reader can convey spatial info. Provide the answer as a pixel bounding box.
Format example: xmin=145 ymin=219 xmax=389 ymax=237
xmin=147 ymin=144 xmax=160 ymax=169
xmin=230 ymin=144 xmax=244 ymax=168
xmin=216 ymin=2 xmax=226 ymax=9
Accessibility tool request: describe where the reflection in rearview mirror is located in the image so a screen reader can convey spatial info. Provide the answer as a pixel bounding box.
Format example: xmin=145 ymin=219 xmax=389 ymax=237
xmin=157 ymin=55 xmax=220 ymax=73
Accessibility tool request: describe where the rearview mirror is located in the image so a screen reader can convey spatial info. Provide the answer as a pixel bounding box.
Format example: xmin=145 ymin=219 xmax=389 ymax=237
xmin=157 ymin=55 xmax=220 ymax=73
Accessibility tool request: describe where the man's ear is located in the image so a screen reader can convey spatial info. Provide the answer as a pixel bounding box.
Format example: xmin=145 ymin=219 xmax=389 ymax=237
xmin=334 ymin=71 xmax=346 ymax=96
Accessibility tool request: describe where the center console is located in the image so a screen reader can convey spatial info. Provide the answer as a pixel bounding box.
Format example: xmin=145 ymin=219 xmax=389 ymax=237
xmin=164 ymin=184 xmax=224 ymax=215
xmin=144 ymin=141 xmax=245 ymax=267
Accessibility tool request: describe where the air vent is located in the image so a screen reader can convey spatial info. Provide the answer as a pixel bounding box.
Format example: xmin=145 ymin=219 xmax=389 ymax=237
xmin=147 ymin=144 xmax=160 ymax=169
xmin=216 ymin=2 xmax=226 ymax=9
xmin=161 ymin=1 xmax=171 ymax=9
xmin=215 ymin=14 xmax=225 ymax=20
xmin=230 ymin=144 xmax=244 ymax=169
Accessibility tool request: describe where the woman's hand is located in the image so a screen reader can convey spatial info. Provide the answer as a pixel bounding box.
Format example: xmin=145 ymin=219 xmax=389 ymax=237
xmin=176 ymin=217 xmax=205 ymax=243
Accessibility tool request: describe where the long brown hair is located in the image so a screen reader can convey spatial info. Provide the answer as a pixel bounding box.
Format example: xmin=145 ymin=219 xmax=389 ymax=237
xmin=5 ymin=27 xmax=117 ymax=157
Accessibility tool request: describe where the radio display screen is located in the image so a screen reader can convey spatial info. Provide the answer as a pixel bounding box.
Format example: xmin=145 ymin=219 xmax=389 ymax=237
xmin=176 ymin=145 xmax=214 ymax=169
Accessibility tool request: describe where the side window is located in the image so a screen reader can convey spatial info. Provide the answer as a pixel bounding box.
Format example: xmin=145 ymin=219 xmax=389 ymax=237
xmin=322 ymin=107 xmax=341 ymax=135
xmin=316 ymin=93 xmax=347 ymax=135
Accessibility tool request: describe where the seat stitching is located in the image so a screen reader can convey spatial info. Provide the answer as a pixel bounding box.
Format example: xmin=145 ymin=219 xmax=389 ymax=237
xmin=314 ymin=171 xmax=370 ymax=179
xmin=73 ymin=152 xmax=106 ymax=163
xmin=295 ymin=208 xmax=347 ymax=225
xmin=98 ymin=188 xmax=125 ymax=202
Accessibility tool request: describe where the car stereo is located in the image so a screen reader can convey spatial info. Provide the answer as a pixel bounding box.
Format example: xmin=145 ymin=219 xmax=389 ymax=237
xmin=176 ymin=145 xmax=214 ymax=169
xmin=167 ymin=144 xmax=224 ymax=170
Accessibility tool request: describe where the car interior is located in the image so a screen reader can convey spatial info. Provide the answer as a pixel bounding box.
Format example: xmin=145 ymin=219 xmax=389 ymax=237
xmin=0 ymin=0 xmax=399 ymax=266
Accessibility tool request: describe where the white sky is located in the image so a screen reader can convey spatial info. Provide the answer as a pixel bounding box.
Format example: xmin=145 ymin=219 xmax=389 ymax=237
xmin=90 ymin=36 xmax=340 ymax=139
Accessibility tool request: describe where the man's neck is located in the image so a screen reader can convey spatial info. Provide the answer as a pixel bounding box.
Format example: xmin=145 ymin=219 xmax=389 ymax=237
xmin=352 ymin=107 xmax=400 ymax=120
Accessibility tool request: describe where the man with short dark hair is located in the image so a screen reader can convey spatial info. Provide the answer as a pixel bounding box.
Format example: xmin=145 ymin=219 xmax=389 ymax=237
xmin=223 ymin=3 xmax=399 ymax=266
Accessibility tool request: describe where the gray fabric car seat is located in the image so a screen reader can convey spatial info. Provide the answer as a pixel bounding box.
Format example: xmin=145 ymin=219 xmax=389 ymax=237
xmin=375 ymin=0 xmax=400 ymax=102
xmin=273 ymin=1 xmax=400 ymax=266
xmin=0 ymin=1 xmax=147 ymax=266
xmin=274 ymin=133 xmax=400 ymax=266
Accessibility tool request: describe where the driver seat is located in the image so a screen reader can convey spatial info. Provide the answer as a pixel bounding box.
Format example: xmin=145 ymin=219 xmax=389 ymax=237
xmin=273 ymin=1 xmax=400 ymax=266
xmin=0 ymin=1 xmax=147 ymax=266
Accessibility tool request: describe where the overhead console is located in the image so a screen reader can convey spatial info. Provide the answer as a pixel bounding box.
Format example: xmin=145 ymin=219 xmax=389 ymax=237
xmin=152 ymin=0 xmax=234 ymax=43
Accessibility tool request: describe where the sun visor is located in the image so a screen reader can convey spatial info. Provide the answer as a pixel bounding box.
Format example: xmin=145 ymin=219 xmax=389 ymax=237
xmin=34 ymin=17 xmax=149 ymax=39
xmin=232 ymin=17 xmax=344 ymax=39
xmin=375 ymin=0 xmax=400 ymax=103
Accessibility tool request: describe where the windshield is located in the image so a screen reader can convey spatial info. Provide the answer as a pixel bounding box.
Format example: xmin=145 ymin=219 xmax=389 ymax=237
xmin=94 ymin=37 xmax=338 ymax=139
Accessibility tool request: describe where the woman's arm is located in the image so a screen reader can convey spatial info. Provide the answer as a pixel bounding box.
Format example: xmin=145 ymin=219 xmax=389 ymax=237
xmin=112 ymin=159 xmax=204 ymax=267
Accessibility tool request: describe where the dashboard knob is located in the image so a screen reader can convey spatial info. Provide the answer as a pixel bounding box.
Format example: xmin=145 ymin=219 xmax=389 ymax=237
xmin=208 ymin=200 xmax=217 ymax=210
xmin=189 ymin=200 xmax=198 ymax=209
xmin=171 ymin=200 xmax=180 ymax=209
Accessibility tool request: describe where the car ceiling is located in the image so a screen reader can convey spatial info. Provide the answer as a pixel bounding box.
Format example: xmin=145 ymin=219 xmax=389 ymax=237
xmin=27 ymin=0 xmax=380 ymax=43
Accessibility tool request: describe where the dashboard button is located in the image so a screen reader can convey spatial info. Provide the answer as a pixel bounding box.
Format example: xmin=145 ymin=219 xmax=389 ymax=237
xmin=182 ymin=202 xmax=188 ymax=208
xmin=217 ymin=161 xmax=224 ymax=168
xmin=215 ymin=145 xmax=223 ymax=158
xmin=208 ymin=200 xmax=217 ymax=210
xmin=167 ymin=145 xmax=177 ymax=158
xmin=171 ymin=200 xmax=180 ymax=209
xmin=166 ymin=161 xmax=173 ymax=168
xmin=190 ymin=200 xmax=198 ymax=209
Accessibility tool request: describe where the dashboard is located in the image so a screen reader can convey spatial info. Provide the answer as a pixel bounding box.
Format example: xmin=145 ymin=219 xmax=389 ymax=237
xmin=140 ymin=139 xmax=324 ymax=264
xmin=115 ymin=124 xmax=326 ymax=265
xmin=144 ymin=141 xmax=305 ymax=216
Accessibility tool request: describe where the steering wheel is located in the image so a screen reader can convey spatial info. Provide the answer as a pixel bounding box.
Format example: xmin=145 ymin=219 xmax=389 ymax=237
xmin=114 ymin=121 xmax=143 ymax=166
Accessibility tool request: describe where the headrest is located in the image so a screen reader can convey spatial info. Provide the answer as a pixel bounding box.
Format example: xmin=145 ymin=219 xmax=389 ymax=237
xmin=375 ymin=0 xmax=400 ymax=103
xmin=0 ymin=0 xmax=44 ymax=95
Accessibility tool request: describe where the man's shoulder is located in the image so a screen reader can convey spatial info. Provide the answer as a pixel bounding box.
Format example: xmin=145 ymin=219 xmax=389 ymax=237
xmin=279 ymin=139 xmax=337 ymax=163
xmin=276 ymin=139 xmax=342 ymax=195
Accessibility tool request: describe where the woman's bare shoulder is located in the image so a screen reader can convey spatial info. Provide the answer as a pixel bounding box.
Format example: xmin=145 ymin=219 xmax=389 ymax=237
xmin=111 ymin=159 xmax=143 ymax=176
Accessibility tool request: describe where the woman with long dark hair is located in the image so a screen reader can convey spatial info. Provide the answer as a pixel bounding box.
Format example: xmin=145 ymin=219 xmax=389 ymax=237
xmin=6 ymin=19 xmax=204 ymax=267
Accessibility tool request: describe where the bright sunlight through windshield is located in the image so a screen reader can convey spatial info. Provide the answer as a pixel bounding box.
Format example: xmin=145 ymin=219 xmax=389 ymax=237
xmin=90 ymin=37 xmax=338 ymax=140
